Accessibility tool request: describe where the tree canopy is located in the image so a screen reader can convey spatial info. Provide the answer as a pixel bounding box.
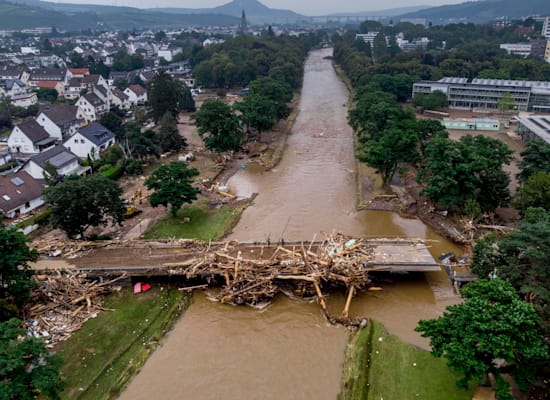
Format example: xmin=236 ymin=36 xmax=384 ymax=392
xmin=148 ymin=72 xmax=195 ymax=122
xmin=416 ymin=279 xmax=547 ymax=399
xmin=44 ymin=175 xmax=126 ymax=239
xmin=192 ymin=99 xmax=243 ymax=153
xmin=158 ymin=112 xmax=186 ymax=153
xmin=0 ymin=318 xmax=63 ymax=400
xmin=0 ymin=226 xmax=38 ymax=319
xmin=517 ymin=140 xmax=550 ymax=183
xmin=145 ymin=162 xmax=200 ymax=216
xmin=471 ymin=207 xmax=550 ymax=335
xmin=421 ymin=135 xmax=513 ymax=211
xmin=514 ymin=171 xmax=550 ymax=213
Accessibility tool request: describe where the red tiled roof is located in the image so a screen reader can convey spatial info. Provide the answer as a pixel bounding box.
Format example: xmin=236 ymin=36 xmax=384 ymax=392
xmin=69 ymin=68 xmax=90 ymax=75
xmin=36 ymin=81 xmax=58 ymax=88
xmin=128 ymin=84 xmax=146 ymax=95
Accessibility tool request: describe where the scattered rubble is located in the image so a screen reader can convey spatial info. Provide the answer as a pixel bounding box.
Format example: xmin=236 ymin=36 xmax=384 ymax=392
xmin=25 ymin=271 xmax=127 ymax=347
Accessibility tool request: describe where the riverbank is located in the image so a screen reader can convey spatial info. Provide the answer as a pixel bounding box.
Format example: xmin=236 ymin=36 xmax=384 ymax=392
xmin=59 ymin=287 xmax=189 ymax=400
xmin=339 ymin=320 xmax=475 ymax=400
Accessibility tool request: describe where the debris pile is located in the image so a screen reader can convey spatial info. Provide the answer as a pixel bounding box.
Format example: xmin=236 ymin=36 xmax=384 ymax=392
xmin=25 ymin=271 xmax=127 ymax=347
xmin=174 ymin=233 xmax=375 ymax=327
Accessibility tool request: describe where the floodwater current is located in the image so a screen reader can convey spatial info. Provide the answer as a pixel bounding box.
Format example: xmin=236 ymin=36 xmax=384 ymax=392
xmin=119 ymin=48 xmax=461 ymax=400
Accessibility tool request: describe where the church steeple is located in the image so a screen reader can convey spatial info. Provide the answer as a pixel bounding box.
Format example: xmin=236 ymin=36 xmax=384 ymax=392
xmin=239 ymin=9 xmax=248 ymax=35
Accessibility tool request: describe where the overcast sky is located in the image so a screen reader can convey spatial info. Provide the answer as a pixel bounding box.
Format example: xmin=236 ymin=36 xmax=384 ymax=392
xmin=53 ymin=0 xmax=465 ymax=15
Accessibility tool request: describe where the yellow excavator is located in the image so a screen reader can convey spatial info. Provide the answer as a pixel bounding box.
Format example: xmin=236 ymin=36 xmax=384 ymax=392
xmin=125 ymin=189 xmax=144 ymax=219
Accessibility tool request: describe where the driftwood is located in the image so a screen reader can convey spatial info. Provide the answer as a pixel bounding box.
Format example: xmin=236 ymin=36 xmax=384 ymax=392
xmin=25 ymin=270 xmax=126 ymax=347
xmin=175 ymin=233 xmax=374 ymax=327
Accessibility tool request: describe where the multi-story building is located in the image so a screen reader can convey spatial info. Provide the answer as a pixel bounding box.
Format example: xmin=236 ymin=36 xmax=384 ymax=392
xmin=413 ymin=77 xmax=550 ymax=112
xmin=499 ymin=43 xmax=531 ymax=58
xmin=542 ymin=17 xmax=550 ymax=39
xmin=355 ymin=32 xmax=380 ymax=47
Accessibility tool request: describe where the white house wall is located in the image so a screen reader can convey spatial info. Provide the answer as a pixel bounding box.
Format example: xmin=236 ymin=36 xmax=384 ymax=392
xmin=4 ymin=196 xmax=44 ymax=219
xmin=7 ymin=127 xmax=37 ymax=153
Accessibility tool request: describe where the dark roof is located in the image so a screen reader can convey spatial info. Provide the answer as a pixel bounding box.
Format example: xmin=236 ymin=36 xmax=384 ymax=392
xmin=67 ymin=77 xmax=83 ymax=87
xmin=15 ymin=120 xmax=50 ymax=144
xmin=30 ymin=68 xmax=66 ymax=80
xmin=82 ymin=92 xmax=105 ymax=107
xmin=93 ymin=85 xmax=108 ymax=97
xmin=82 ymin=74 xmax=101 ymax=84
xmin=111 ymin=87 xmax=128 ymax=100
xmin=40 ymin=105 xmax=79 ymax=126
xmin=0 ymin=171 xmax=43 ymax=213
xmin=77 ymin=123 xmax=115 ymax=146
xmin=30 ymin=145 xmax=79 ymax=169
xmin=0 ymin=79 xmax=25 ymax=90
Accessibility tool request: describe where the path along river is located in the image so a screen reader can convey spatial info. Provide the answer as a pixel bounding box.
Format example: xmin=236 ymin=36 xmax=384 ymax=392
xmin=119 ymin=48 xmax=462 ymax=400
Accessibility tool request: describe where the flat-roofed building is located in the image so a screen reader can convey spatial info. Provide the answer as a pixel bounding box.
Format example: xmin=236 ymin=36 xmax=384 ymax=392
xmin=412 ymin=77 xmax=550 ymax=112
xmin=516 ymin=115 xmax=550 ymax=144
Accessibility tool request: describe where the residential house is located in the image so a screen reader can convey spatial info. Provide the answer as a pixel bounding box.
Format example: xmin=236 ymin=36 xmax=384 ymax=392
xmin=64 ymin=78 xmax=84 ymax=100
xmin=0 ymin=148 xmax=13 ymax=167
xmin=0 ymin=66 xmax=30 ymax=84
xmin=36 ymin=80 xmax=65 ymax=98
xmin=10 ymin=92 xmax=38 ymax=108
xmin=23 ymin=145 xmax=87 ymax=181
xmin=65 ymin=67 xmax=89 ymax=82
xmin=0 ymin=79 xmax=27 ymax=97
xmin=65 ymin=122 xmax=115 ymax=159
xmin=7 ymin=120 xmax=56 ymax=154
xmin=28 ymin=67 xmax=66 ymax=88
xmin=36 ymin=104 xmax=84 ymax=140
xmin=75 ymin=92 xmax=108 ymax=122
xmin=0 ymin=171 xmax=45 ymax=218
xmin=82 ymin=74 xmax=109 ymax=92
xmin=124 ymin=84 xmax=147 ymax=106
xmin=109 ymin=88 xmax=130 ymax=109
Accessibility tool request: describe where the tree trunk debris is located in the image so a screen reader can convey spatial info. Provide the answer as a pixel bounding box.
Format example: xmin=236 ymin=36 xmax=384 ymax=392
xmin=25 ymin=271 xmax=126 ymax=347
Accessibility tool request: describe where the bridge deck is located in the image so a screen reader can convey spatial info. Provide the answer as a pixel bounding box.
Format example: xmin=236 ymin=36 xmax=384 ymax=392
xmin=61 ymin=239 xmax=441 ymax=277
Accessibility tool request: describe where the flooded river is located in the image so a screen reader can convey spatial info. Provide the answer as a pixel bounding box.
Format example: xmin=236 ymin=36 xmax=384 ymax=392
xmin=119 ymin=48 xmax=460 ymax=400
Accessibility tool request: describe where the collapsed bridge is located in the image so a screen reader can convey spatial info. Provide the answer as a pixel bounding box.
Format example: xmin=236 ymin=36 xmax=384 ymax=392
xmin=35 ymin=234 xmax=442 ymax=327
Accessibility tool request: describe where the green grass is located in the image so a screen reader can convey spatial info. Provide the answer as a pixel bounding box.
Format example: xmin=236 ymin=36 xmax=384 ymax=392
xmin=59 ymin=287 xmax=189 ymax=400
xmin=339 ymin=320 xmax=476 ymax=400
xmin=143 ymin=201 xmax=248 ymax=241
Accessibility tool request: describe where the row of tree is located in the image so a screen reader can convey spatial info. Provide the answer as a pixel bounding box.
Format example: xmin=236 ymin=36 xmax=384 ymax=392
xmin=191 ymin=77 xmax=294 ymax=153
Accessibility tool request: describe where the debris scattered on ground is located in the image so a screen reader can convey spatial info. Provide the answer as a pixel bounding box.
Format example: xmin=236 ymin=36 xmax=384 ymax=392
xmin=25 ymin=271 xmax=126 ymax=347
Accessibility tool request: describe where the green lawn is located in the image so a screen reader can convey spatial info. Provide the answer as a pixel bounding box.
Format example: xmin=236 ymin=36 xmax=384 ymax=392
xmin=143 ymin=201 xmax=247 ymax=241
xmin=339 ymin=320 xmax=476 ymax=400
xmin=59 ymin=287 xmax=189 ymax=400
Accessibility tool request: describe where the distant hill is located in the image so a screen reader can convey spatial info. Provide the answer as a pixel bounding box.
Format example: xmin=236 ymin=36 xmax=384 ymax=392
xmin=400 ymin=0 xmax=550 ymax=24
xmin=328 ymin=5 xmax=430 ymax=18
xmin=0 ymin=0 xmax=240 ymax=30
xmin=153 ymin=0 xmax=306 ymax=24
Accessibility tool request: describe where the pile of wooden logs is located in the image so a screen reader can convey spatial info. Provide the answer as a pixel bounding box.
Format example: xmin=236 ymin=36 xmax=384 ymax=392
xmin=25 ymin=271 xmax=127 ymax=347
xmin=176 ymin=233 xmax=375 ymax=327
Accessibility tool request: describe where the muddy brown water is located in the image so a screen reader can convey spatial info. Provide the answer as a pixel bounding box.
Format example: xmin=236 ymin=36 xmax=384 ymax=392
xmin=119 ymin=48 xmax=461 ymax=400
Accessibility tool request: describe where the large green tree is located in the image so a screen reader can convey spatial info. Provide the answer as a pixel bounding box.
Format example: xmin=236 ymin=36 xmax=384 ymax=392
xmin=148 ymin=72 xmax=195 ymax=122
xmin=234 ymin=93 xmax=277 ymax=134
xmin=44 ymin=175 xmax=126 ymax=239
xmin=145 ymin=162 xmax=200 ymax=216
xmin=417 ymin=279 xmax=547 ymax=399
xmin=514 ymin=171 xmax=550 ymax=212
xmin=0 ymin=227 xmax=38 ymax=319
xmin=471 ymin=207 xmax=550 ymax=335
xmin=248 ymin=77 xmax=293 ymax=120
xmin=359 ymin=127 xmax=419 ymax=185
xmin=421 ymin=135 xmax=513 ymax=211
xmin=517 ymin=140 xmax=550 ymax=183
xmin=0 ymin=318 xmax=63 ymax=399
xmin=157 ymin=112 xmax=185 ymax=153
xmin=192 ymin=99 xmax=243 ymax=153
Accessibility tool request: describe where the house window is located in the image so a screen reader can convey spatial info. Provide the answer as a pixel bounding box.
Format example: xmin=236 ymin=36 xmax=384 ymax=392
xmin=81 ymin=139 xmax=85 ymax=144
xmin=25 ymin=202 xmax=30 ymax=208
